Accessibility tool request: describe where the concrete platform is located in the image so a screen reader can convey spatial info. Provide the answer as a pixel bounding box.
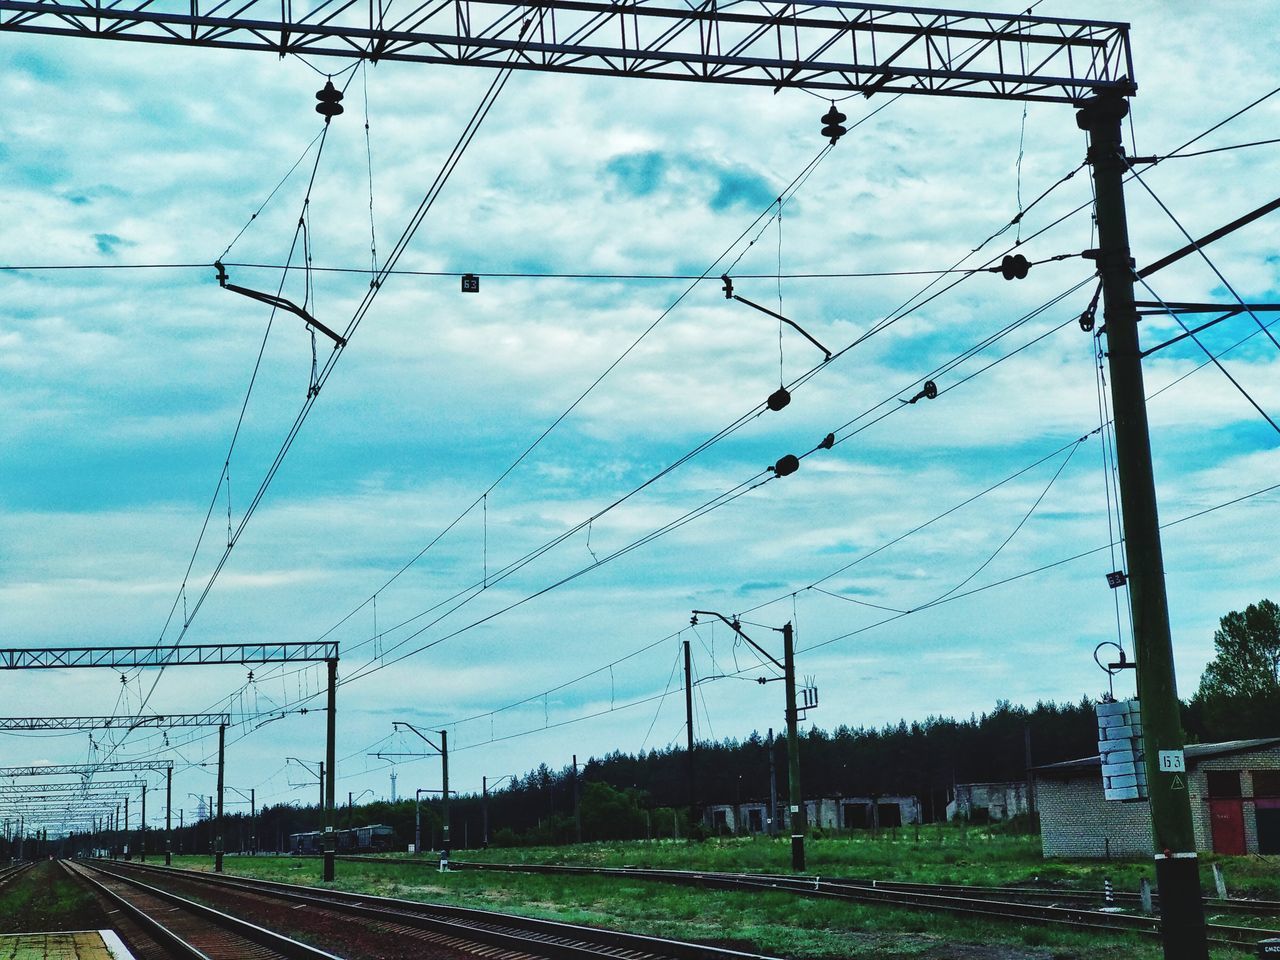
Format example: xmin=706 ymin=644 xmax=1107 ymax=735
xmin=0 ymin=931 xmax=135 ymax=960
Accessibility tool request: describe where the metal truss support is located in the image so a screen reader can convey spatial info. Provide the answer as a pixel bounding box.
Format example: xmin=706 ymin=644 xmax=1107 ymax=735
xmin=0 ymin=714 xmax=230 ymax=731
xmin=0 ymin=0 xmax=1131 ymax=102
xmin=0 ymin=760 xmax=173 ymax=778
xmin=0 ymin=642 xmax=337 ymax=669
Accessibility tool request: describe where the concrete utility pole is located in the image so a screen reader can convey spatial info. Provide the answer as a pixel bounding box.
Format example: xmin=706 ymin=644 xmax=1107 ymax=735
xmin=683 ymin=639 xmax=696 ymax=830
xmin=1076 ymin=92 xmax=1208 ymax=960
xmin=572 ymin=755 xmax=582 ymax=843
xmin=324 ymin=656 xmax=337 ymax=882
xmin=693 ymin=611 xmax=805 ymax=870
xmin=165 ymin=765 xmax=172 ymax=865
xmin=215 ymin=723 xmax=225 ymax=873
xmin=140 ymin=782 xmax=146 ymax=862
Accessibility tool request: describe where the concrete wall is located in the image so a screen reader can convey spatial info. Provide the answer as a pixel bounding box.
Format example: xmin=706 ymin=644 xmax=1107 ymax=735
xmin=948 ymin=782 xmax=1031 ymax=822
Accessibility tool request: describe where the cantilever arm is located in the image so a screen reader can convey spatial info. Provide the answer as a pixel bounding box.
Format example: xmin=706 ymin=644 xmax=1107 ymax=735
xmin=731 ymin=294 xmax=832 ymax=361
xmin=214 ymin=261 xmax=348 ymax=347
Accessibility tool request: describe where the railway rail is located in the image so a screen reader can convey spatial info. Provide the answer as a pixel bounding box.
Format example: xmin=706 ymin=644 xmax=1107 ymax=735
xmin=421 ymin=858 xmax=1280 ymax=948
xmin=82 ymin=858 xmax=787 ymax=960
xmin=66 ymin=858 xmax=343 ymax=959
xmin=0 ymin=860 xmax=33 ymax=886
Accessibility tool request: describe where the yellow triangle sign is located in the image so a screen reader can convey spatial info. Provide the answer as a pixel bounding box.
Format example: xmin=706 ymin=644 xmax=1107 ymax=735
xmin=1170 ymin=774 xmax=1185 ymax=791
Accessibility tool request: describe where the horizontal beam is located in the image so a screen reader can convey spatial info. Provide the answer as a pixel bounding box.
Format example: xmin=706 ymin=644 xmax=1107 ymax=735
xmin=0 ymin=761 xmax=173 ymax=779
xmin=0 ymin=780 xmax=140 ymax=795
xmin=0 ymin=642 xmax=338 ymax=669
xmin=0 ymin=0 xmax=1132 ymax=103
xmin=0 ymin=713 xmax=230 ymax=730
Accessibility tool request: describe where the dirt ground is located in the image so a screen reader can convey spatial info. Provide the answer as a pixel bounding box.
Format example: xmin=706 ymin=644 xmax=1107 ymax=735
xmin=0 ymin=861 xmax=113 ymax=934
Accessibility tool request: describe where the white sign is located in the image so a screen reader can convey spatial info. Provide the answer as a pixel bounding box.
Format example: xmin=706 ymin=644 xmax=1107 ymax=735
xmin=1158 ymin=749 xmax=1185 ymax=773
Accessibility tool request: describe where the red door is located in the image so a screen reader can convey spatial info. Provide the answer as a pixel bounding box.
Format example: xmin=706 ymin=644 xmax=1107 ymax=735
xmin=1209 ymin=799 xmax=1246 ymax=855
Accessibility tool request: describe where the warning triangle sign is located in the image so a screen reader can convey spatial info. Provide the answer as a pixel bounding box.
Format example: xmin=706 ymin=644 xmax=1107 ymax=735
xmin=1170 ymin=775 xmax=1185 ymax=791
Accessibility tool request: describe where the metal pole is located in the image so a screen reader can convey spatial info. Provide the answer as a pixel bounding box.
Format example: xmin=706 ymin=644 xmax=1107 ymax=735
xmin=783 ymin=622 xmax=805 ymax=871
xmin=684 ymin=639 xmax=696 ymax=830
xmin=414 ymin=789 xmax=422 ymax=854
xmin=1076 ymin=91 xmax=1208 ymax=960
xmin=140 ymin=782 xmax=147 ymax=862
xmin=124 ymin=795 xmax=130 ymax=860
xmin=165 ymin=765 xmax=172 ymax=865
xmin=768 ymin=727 xmax=778 ymax=836
xmin=482 ymin=777 xmax=489 ymax=848
xmin=439 ymin=730 xmax=450 ymax=855
xmin=572 ymin=754 xmax=582 ymax=844
xmin=250 ymin=788 xmax=256 ymax=856
xmin=324 ymin=657 xmax=337 ymax=882
xmin=215 ymin=723 xmax=225 ymax=873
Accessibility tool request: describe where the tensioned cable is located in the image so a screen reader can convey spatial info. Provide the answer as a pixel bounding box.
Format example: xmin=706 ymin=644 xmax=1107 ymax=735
xmin=135 ymin=466 xmax=1280 ymax=784
xmin=294 ymin=168 xmax=1093 ymax=689
xmin=200 ymin=263 xmax=1104 ymax=718
xmin=1123 ymin=162 xmax=1280 ymax=355
xmin=346 ymin=463 xmax=1280 ymax=766
xmin=307 ymin=141 xmax=838 ymax=655
xmin=130 ymin=85 xmax=1280 ymax=772
xmin=1134 ymin=277 xmax=1280 ymax=435
xmin=200 ymin=276 xmax=1109 ymax=764
xmin=110 ymin=49 xmax=533 ymax=760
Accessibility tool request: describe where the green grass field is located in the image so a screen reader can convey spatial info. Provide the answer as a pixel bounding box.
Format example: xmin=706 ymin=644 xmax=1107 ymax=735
xmin=169 ymin=826 xmax=1276 ymax=959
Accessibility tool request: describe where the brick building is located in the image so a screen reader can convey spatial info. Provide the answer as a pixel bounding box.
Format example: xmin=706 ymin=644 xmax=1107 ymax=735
xmin=1034 ymin=738 xmax=1280 ymax=857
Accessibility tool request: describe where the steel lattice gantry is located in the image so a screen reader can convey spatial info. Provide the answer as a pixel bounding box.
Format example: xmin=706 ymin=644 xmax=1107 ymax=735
xmin=0 ymin=714 xmax=230 ymax=731
xmin=0 ymin=760 xmax=173 ymax=778
xmin=0 ymin=642 xmax=337 ymax=669
xmin=0 ymin=0 xmax=1131 ymax=102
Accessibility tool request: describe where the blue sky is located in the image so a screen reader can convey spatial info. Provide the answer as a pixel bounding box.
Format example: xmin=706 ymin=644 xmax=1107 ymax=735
xmin=1 ymin=1 xmax=1278 ymax=833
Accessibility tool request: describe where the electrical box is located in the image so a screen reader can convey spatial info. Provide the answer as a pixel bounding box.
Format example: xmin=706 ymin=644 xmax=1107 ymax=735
xmin=1097 ymin=698 xmax=1147 ymax=801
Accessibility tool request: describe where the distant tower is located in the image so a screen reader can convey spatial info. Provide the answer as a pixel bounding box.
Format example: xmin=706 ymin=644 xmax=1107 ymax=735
xmin=197 ymin=797 xmax=208 ymax=821
xmin=390 ymin=771 xmax=398 ymax=803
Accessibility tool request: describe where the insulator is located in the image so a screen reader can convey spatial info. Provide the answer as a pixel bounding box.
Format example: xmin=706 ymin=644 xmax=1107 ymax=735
xmin=821 ymin=105 xmax=847 ymax=144
xmin=773 ymin=454 xmax=800 ymax=477
xmin=999 ymin=253 xmax=1031 ymax=280
xmin=766 ymin=387 xmax=791 ymax=411
xmin=818 ymin=432 xmax=835 ymax=450
xmin=315 ymin=80 xmax=345 ymax=120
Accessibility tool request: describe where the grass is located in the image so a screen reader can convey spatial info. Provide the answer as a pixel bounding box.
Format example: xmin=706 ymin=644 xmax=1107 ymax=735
xmin=0 ymin=862 xmax=106 ymax=934
xmin=169 ymin=826 xmax=1274 ymax=960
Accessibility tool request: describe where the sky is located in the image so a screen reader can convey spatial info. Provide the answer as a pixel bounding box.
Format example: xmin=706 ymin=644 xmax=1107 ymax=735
xmin=1 ymin=1 xmax=1278 ymax=837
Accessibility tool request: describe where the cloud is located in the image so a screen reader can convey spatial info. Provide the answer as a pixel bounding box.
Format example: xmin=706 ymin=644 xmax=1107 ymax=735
xmin=93 ymin=232 xmax=131 ymax=255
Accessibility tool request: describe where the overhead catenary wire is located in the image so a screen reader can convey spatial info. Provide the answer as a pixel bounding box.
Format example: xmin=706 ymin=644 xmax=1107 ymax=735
xmin=77 ymin=80 xmax=1280 ymax=788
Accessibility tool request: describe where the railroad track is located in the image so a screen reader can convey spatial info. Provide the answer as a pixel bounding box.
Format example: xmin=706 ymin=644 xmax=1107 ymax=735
xmin=427 ymin=858 xmax=1280 ymax=948
xmin=65 ymin=858 xmax=343 ymax=959
xmin=85 ymin=858 xmax=787 ymax=960
xmin=0 ymin=860 xmax=33 ymax=887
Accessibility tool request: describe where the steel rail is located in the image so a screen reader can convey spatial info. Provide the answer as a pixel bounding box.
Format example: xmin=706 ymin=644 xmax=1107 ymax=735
xmin=442 ymin=859 xmax=1280 ymax=947
xmin=72 ymin=859 xmax=344 ymax=960
xmin=99 ymin=858 xmax=787 ymax=960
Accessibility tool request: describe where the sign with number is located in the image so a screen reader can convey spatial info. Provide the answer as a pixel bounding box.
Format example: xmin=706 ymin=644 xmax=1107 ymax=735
xmin=1158 ymin=749 xmax=1185 ymax=773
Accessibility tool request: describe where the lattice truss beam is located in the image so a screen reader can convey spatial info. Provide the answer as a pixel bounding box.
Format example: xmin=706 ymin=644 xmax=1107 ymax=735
xmin=0 ymin=780 xmax=141 ymax=796
xmin=0 ymin=643 xmax=336 ymax=669
xmin=0 ymin=714 xmax=230 ymax=731
xmin=0 ymin=761 xmax=172 ymax=778
xmin=0 ymin=0 xmax=1132 ymax=102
